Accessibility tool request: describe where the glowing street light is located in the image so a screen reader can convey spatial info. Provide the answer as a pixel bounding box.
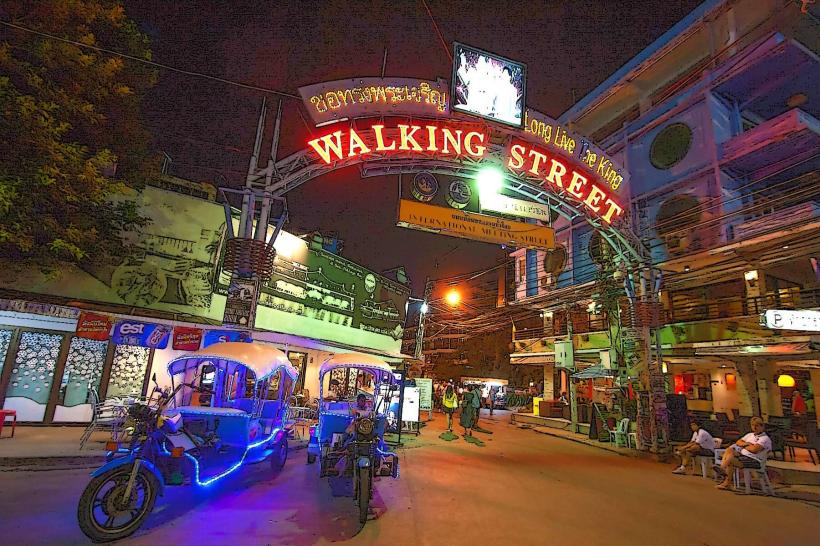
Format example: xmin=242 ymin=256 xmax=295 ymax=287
xmin=445 ymin=289 xmax=461 ymax=307
xmin=420 ymin=302 xmax=429 ymax=314
xmin=476 ymin=166 xmax=504 ymax=198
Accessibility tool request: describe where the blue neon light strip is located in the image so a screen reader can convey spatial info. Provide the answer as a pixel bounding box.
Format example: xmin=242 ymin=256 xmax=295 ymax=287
xmin=182 ymin=427 xmax=282 ymax=487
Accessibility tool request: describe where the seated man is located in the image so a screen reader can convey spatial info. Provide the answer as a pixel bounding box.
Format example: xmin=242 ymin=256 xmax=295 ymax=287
xmin=713 ymin=416 xmax=771 ymax=490
xmin=345 ymin=393 xmax=373 ymax=433
xmin=672 ymin=419 xmax=715 ymax=474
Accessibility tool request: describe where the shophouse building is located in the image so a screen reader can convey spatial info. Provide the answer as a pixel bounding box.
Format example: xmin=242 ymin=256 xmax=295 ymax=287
xmin=509 ymin=0 xmax=819 ymax=436
xmin=0 ymin=176 xmax=410 ymax=423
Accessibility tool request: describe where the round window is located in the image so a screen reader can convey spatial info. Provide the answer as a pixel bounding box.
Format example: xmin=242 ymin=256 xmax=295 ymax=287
xmin=650 ymin=123 xmax=692 ymax=170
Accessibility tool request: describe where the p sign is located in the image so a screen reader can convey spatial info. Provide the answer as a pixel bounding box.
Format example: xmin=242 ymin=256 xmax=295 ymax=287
xmin=762 ymin=309 xmax=820 ymax=332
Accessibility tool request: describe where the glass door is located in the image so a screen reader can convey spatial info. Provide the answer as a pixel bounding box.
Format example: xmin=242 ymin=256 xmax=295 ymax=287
xmin=52 ymin=337 xmax=109 ymax=422
xmin=105 ymin=345 xmax=151 ymax=399
xmin=2 ymin=331 xmax=64 ymax=422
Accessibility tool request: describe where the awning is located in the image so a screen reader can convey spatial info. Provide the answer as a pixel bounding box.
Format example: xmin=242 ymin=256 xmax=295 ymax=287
xmin=571 ymin=366 xmax=616 ymax=380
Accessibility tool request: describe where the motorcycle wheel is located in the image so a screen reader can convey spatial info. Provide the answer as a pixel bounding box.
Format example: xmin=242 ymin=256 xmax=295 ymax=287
xmin=77 ymin=465 xmax=159 ymax=543
xmin=357 ymin=466 xmax=371 ymax=524
xmin=271 ymin=437 xmax=288 ymax=472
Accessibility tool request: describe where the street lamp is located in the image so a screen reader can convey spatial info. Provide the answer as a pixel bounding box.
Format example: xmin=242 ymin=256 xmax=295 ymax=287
xmin=445 ymin=289 xmax=461 ymax=307
xmin=420 ymin=302 xmax=429 ymax=314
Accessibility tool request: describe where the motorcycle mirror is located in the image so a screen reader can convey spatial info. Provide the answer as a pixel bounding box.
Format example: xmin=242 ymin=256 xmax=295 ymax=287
xmin=152 ymin=373 xmax=158 ymax=384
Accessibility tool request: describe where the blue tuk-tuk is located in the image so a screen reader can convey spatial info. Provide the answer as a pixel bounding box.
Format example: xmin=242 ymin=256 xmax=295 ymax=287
xmin=77 ymin=342 xmax=298 ymax=543
xmin=306 ymin=353 xmax=399 ymax=523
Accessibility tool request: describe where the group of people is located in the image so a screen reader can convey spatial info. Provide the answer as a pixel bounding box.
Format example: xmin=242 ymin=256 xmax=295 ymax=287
xmin=672 ymin=416 xmax=772 ymax=490
xmin=434 ymin=382 xmax=500 ymax=437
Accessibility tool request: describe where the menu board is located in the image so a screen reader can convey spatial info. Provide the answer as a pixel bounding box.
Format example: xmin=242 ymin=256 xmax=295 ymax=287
xmin=416 ymin=378 xmax=433 ymax=411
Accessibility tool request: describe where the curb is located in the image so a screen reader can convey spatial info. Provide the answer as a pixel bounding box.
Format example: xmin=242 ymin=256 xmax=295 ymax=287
xmin=526 ymin=425 xmax=643 ymax=458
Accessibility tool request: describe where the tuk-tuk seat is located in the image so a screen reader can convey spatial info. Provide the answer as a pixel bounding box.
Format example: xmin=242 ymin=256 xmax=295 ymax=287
xmin=231 ymin=398 xmax=255 ymax=414
xmin=318 ymin=412 xmax=353 ymax=444
xmin=260 ymin=400 xmax=282 ymax=420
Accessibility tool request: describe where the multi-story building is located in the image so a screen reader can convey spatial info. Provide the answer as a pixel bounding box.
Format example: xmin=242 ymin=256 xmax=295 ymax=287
xmin=509 ymin=0 xmax=819 ymax=435
xmin=0 ymin=175 xmax=410 ymax=423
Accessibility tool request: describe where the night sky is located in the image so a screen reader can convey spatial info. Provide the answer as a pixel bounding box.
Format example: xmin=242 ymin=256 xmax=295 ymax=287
xmin=124 ymin=0 xmax=703 ymax=295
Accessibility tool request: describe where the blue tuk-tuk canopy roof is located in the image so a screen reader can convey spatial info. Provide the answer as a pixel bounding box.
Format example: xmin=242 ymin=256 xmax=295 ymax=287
xmin=167 ymin=342 xmax=298 ymax=383
xmin=319 ymin=353 xmax=396 ymax=383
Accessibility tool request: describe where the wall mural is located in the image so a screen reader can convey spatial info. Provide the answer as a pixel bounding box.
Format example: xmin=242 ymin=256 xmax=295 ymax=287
xmin=0 ymin=184 xmax=227 ymax=319
xmin=2 ymin=331 xmax=62 ymax=422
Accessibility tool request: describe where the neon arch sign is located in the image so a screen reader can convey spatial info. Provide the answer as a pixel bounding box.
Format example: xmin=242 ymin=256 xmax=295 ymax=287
xmin=306 ymin=120 xmax=625 ymax=225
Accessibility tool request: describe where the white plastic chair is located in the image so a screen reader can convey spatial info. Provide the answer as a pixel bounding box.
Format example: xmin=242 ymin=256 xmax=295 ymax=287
xmin=609 ymin=418 xmax=629 ymax=447
xmin=713 ymin=446 xmax=775 ymax=495
xmin=691 ymin=438 xmax=722 ymax=477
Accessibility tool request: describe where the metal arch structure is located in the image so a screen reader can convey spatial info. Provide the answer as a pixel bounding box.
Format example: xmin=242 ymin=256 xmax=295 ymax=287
xmin=244 ymin=116 xmax=649 ymax=270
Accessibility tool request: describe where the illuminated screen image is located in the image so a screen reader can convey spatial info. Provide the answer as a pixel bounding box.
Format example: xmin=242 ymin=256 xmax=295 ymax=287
xmin=452 ymin=43 xmax=526 ymax=127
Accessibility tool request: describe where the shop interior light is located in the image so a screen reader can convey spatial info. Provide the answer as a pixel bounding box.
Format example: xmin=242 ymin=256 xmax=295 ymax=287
xmin=744 ymin=270 xmax=759 ymax=282
xmin=445 ymin=289 xmax=461 ymax=306
xmin=777 ymin=374 xmax=795 ymax=388
xmin=476 ymin=166 xmax=503 ymax=197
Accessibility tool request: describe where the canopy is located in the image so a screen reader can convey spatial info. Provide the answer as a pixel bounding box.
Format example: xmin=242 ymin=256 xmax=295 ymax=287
xmin=571 ymin=366 xmax=617 ymax=380
xmin=167 ymin=342 xmax=298 ymax=383
xmin=319 ymin=353 xmax=396 ymax=383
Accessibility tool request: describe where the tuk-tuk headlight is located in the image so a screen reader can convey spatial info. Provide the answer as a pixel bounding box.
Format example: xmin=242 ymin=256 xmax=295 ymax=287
xmin=356 ymin=417 xmax=374 ymax=436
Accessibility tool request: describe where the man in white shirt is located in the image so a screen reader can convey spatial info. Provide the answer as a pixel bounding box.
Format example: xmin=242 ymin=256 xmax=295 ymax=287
xmin=713 ymin=416 xmax=772 ymax=490
xmin=672 ymin=420 xmax=716 ymax=474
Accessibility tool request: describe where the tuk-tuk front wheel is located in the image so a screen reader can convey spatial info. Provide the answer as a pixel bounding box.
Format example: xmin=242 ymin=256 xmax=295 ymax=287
xmin=357 ymin=466 xmax=371 ymax=524
xmin=77 ymin=465 xmax=159 ymax=543
xmin=271 ymin=438 xmax=288 ymax=472
xmin=306 ymin=452 xmax=317 ymax=464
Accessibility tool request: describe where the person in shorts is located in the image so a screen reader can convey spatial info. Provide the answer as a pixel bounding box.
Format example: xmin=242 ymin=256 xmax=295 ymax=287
xmin=713 ymin=416 xmax=771 ymax=490
xmin=672 ymin=420 xmax=716 ymax=474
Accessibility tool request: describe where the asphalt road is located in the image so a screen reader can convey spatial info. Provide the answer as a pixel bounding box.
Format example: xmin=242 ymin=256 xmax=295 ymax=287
xmin=1 ymin=411 xmax=819 ymax=546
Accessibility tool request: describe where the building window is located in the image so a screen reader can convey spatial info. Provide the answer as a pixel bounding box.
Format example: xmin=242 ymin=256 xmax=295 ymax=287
xmin=3 ymin=331 xmax=63 ymax=422
xmin=650 ymin=122 xmax=692 ymax=170
xmin=518 ymin=257 xmax=526 ymax=283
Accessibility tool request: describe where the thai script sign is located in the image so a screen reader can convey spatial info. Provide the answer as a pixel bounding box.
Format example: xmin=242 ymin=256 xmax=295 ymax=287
xmin=172 ymin=326 xmax=204 ymax=351
xmin=299 ymin=77 xmax=449 ymax=126
xmin=762 ymin=309 xmax=820 ymax=332
xmin=75 ymin=312 xmax=113 ymax=341
xmin=112 ymin=320 xmax=170 ymax=349
xmin=397 ymin=199 xmax=555 ymax=249
xmin=223 ymin=277 xmax=258 ymax=328
xmin=0 ymin=298 xmax=79 ymax=319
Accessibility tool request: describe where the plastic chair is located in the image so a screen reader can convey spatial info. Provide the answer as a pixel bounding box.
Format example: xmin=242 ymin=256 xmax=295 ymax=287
xmin=691 ymin=438 xmax=722 ymax=477
xmin=713 ymin=447 xmax=775 ymax=495
xmin=79 ymin=390 xmax=126 ymax=449
xmin=0 ymin=409 xmax=17 ymax=438
xmin=627 ymin=421 xmax=637 ymax=449
xmin=609 ymin=418 xmax=629 ymax=447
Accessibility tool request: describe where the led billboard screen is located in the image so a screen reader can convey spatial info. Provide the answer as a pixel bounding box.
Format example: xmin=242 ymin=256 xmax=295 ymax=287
xmin=452 ymin=43 xmax=526 ymax=127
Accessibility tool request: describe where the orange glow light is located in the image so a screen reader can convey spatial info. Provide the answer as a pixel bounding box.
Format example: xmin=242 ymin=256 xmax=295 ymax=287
xmin=445 ymin=289 xmax=461 ymax=307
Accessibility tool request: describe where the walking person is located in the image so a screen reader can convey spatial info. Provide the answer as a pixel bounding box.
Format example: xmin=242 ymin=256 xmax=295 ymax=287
xmin=471 ymin=384 xmax=482 ymax=427
xmin=442 ymin=384 xmax=458 ymax=432
xmin=459 ymin=385 xmax=476 ymax=436
xmin=489 ymin=387 xmax=497 ymax=417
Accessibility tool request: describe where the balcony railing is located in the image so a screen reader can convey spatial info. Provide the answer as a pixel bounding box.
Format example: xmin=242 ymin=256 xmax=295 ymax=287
xmin=511 ymin=288 xmax=820 ymax=340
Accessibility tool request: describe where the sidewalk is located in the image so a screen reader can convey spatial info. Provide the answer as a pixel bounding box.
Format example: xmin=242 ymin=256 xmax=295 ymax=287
xmin=0 ymin=426 xmax=106 ymax=471
xmin=518 ymin=421 xmax=641 ymax=458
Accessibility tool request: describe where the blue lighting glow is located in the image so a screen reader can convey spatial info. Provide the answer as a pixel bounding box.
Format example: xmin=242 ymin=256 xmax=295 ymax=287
xmin=182 ymin=427 xmax=283 ymax=487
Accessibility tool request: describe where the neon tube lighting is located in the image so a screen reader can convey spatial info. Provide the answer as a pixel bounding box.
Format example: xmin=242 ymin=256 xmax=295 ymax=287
xmin=182 ymin=427 xmax=282 ymax=487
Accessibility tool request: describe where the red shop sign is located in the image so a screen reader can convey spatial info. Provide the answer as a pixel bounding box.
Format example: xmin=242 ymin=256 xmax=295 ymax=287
xmin=76 ymin=312 xmax=113 ymax=341
xmin=173 ymin=326 xmax=203 ymax=351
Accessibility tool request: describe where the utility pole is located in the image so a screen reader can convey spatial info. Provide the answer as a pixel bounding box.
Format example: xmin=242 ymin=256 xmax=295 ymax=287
xmin=414 ymin=277 xmax=433 ymax=360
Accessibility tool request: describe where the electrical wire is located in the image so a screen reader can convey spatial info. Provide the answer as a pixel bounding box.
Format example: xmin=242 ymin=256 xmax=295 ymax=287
xmin=0 ymin=19 xmax=301 ymax=100
xmin=418 ymin=0 xmax=452 ymax=63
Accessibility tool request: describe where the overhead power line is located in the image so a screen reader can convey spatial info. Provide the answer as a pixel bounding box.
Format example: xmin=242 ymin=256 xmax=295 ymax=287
xmin=0 ymin=19 xmax=301 ymax=100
